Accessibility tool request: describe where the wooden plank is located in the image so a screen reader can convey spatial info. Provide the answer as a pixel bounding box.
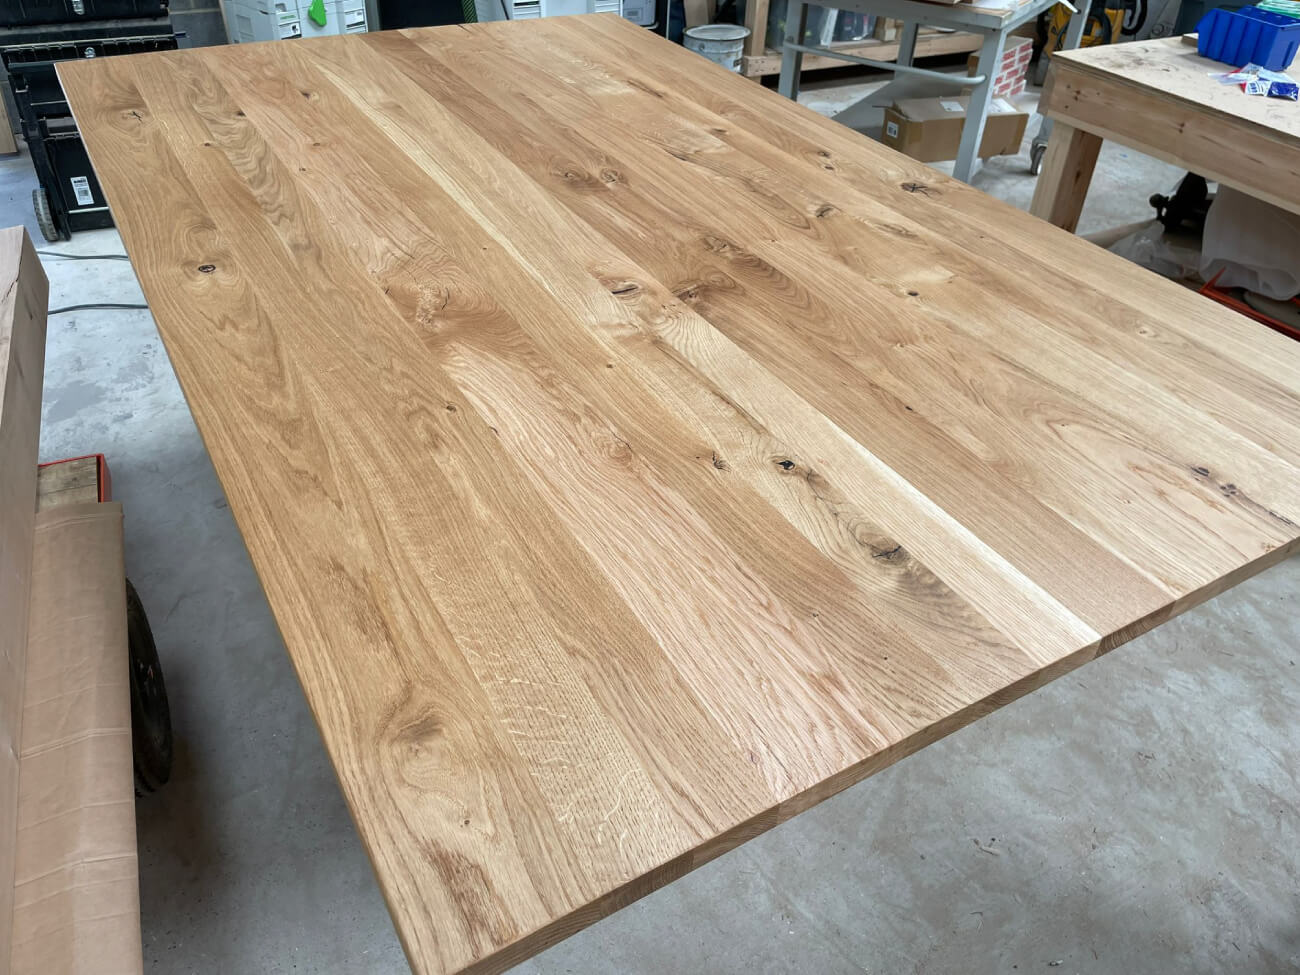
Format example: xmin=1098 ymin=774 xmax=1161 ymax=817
xmin=742 ymin=28 xmax=980 ymax=76
xmin=59 ymin=17 xmax=1300 ymax=975
xmin=1041 ymin=37 xmax=1300 ymax=217
xmin=35 ymin=457 xmax=101 ymax=512
xmin=742 ymin=0 xmax=769 ymax=58
xmin=1029 ymin=120 xmax=1102 ymax=231
xmin=0 ymin=99 xmax=16 ymax=157
xmin=1054 ymin=36 xmax=1300 ymax=139
xmin=0 ymin=227 xmax=48 ymax=975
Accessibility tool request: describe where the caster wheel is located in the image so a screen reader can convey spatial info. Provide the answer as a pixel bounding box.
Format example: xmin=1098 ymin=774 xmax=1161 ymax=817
xmin=1029 ymin=142 xmax=1046 ymax=176
xmin=127 ymin=579 xmax=173 ymax=795
xmin=32 ymin=187 xmax=61 ymax=243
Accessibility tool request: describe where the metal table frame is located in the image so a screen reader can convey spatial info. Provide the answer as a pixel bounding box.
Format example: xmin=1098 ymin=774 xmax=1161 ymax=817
xmin=777 ymin=0 xmax=1088 ymax=182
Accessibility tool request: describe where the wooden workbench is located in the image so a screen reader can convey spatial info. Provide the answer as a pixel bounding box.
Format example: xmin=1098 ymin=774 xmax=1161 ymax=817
xmin=1030 ymin=36 xmax=1300 ymax=230
xmin=60 ymin=15 xmax=1300 ymax=975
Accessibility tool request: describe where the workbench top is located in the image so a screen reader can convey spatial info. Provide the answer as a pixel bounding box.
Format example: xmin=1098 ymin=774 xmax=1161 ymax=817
xmin=60 ymin=15 xmax=1300 ymax=974
xmin=1052 ymin=36 xmax=1300 ymax=139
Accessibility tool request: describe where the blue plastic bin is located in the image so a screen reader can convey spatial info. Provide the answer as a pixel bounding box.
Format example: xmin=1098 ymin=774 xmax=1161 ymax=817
xmin=1197 ymin=6 xmax=1300 ymax=71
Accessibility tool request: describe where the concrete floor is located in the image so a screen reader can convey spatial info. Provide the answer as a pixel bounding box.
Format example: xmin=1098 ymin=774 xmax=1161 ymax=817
xmin=5 ymin=71 xmax=1298 ymax=975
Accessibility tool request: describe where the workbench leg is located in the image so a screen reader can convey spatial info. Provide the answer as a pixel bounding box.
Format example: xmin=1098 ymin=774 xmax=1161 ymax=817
xmin=953 ymin=30 xmax=1005 ymax=183
xmin=743 ymin=0 xmax=770 ymax=67
xmin=1028 ymin=122 xmax=1102 ymax=232
xmin=895 ymin=20 xmax=919 ymax=67
xmin=777 ymin=0 xmax=809 ymax=101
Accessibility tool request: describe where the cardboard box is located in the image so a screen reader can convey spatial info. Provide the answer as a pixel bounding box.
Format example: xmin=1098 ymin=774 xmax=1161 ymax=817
xmin=966 ymin=36 xmax=1033 ymax=99
xmin=2 ymin=227 xmax=142 ymax=974
xmin=881 ymin=95 xmax=1029 ymax=163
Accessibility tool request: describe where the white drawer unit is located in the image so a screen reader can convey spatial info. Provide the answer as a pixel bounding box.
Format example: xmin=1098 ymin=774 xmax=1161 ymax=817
xmin=338 ymin=0 xmax=368 ymax=32
xmin=222 ymin=0 xmax=367 ymax=42
xmin=225 ymin=0 xmax=302 ymax=42
xmin=475 ymin=0 xmax=624 ymax=21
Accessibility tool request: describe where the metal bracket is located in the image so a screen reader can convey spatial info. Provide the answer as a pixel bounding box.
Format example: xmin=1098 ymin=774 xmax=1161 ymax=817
xmin=782 ymin=42 xmax=987 ymax=85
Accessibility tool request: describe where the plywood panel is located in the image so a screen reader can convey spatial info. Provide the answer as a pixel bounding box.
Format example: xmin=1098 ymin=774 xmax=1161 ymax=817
xmin=1051 ymin=36 xmax=1300 ymax=138
xmin=1040 ymin=38 xmax=1300 ymax=218
xmin=58 ymin=18 xmax=1300 ymax=975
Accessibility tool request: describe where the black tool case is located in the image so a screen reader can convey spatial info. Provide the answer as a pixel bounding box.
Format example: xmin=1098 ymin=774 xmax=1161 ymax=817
xmin=1 ymin=5 xmax=176 ymax=240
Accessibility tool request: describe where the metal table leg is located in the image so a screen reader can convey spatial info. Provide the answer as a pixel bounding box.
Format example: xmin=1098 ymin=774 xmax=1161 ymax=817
xmin=953 ymin=29 xmax=1005 ymax=182
xmin=1029 ymin=4 xmax=1091 ymax=174
xmin=895 ymin=19 xmax=919 ymax=66
xmin=778 ymin=0 xmax=810 ymax=102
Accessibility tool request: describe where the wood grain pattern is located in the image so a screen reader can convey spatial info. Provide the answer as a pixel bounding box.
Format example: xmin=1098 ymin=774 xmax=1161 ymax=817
xmin=58 ymin=17 xmax=1300 ymax=974
xmin=1037 ymin=36 xmax=1300 ymax=221
xmin=35 ymin=458 xmax=101 ymax=511
xmin=1028 ymin=119 xmax=1101 ymax=232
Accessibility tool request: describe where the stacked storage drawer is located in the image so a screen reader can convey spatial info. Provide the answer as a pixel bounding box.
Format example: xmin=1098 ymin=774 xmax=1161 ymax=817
xmin=222 ymin=0 xmax=367 ymax=43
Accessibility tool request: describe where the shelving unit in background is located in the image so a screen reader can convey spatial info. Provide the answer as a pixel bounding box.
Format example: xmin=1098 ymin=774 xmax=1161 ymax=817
xmin=739 ymin=0 xmax=981 ymax=78
xmin=742 ymin=27 xmax=981 ymax=76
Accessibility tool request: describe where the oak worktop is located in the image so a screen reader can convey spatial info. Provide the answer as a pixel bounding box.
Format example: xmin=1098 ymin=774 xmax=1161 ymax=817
xmin=60 ymin=15 xmax=1300 ymax=975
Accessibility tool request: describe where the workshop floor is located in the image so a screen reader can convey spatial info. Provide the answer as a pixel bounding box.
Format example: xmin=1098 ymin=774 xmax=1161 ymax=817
xmin=6 ymin=74 xmax=1298 ymax=975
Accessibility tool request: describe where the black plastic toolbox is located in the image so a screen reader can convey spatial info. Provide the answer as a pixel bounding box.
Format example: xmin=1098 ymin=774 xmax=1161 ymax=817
xmin=0 ymin=0 xmax=168 ymax=28
xmin=1 ymin=15 xmax=175 ymax=239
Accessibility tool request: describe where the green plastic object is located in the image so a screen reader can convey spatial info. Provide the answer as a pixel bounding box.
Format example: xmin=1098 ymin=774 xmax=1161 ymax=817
xmin=308 ymin=0 xmax=327 ymax=27
xmin=1258 ymin=0 xmax=1300 ymax=20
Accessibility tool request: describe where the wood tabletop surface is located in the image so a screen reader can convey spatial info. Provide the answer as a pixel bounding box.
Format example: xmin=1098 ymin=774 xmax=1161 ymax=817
xmin=1052 ymin=37 xmax=1300 ymax=140
xmin=60 ymin=15 xmax=1300 ymax=974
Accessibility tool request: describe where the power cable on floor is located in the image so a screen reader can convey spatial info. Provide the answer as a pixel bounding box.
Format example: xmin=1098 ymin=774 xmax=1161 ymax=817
xmin=49 ymin=303 xmax=150 ymax=315
xmin=36 ymin=250 xmax=132 ymax=261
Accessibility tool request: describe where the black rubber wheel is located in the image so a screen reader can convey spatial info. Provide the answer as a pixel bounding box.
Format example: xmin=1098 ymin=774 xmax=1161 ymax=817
xmin=32 ymin=187 xmax=61 ymax=243
xmin=1122 ymin=0 xmax=1147 ymax=36
xmin=127 ymin=579 xmax=173 ymax=795
xmin=1029 ymin=142 xmax=1047 ymax=176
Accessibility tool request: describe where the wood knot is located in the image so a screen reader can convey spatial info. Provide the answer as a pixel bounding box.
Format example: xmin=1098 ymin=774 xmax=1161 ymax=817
xmin=197 ymin=264 xmax=216 ymax=274
xmin=814 ymin=203 xmax=836 ymax=219
xmin=599 ymin=169 xmax=622 ymax=183
xmin=776 ymin=458 xmax=795 ymax=471
xmin=599 ymin=432 xmax=634 ymax=466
